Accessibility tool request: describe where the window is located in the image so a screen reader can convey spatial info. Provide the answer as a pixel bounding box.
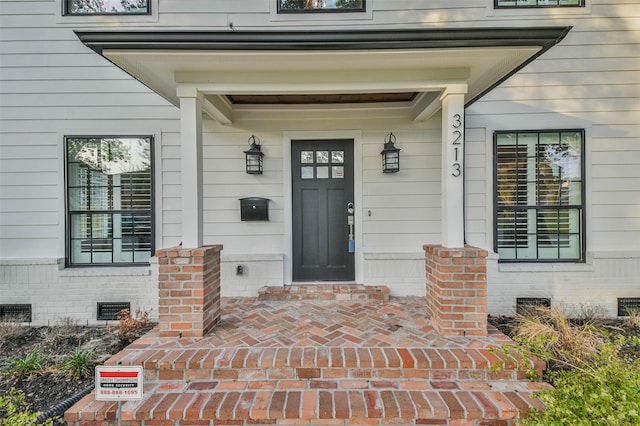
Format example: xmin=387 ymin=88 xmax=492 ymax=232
xmin=66 ymin=137 xmax=153 ymax=266
xmin=496 ymin=0 xmax=583 ymax=7
xmin=64 ymin=0 xmax=150 ymax=15
xmin=278 ymin=0 xmax=365 ymax=13
xmin=494 ymin=130 xmax=584 ymax=262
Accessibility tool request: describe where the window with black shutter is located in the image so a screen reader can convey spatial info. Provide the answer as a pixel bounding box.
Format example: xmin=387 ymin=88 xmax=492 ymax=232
xmin=66 ymin=136 xmax=153 ymax=266
xmin=495 ymin=130 xmax=584 ymax=262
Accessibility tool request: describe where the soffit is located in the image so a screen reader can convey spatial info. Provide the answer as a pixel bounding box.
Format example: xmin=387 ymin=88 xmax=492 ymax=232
xmin=75 ymin=28 xmax=571 ymax=123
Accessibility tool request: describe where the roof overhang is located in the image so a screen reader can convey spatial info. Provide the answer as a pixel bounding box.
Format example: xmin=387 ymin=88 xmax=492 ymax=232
xmin=75 ymin=28 xmax=571 ymax=124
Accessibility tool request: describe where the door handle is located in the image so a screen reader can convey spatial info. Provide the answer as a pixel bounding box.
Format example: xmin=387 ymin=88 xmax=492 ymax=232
xmin=347 ymin=202 xmax=355 ymax=253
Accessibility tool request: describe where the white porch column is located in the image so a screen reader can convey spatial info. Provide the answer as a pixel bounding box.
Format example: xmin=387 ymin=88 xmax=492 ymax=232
xmin=440 ymin=86 xmax=467 ymax=248
xmin=179 ymin=92 xmax=204 ymax=248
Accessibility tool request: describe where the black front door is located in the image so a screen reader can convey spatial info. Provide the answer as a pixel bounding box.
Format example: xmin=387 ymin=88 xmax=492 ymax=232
xmin=292 ymin=140 xmax=355 ymax=281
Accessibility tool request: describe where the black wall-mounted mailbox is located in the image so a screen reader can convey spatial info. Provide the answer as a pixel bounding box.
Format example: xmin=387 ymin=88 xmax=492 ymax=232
xmin=240 ymin=197 xmax=270 ymax=221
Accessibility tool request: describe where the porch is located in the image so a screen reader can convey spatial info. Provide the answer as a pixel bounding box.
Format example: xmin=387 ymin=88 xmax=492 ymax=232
xmin=65 ymin=285 xmax=549 ymax=426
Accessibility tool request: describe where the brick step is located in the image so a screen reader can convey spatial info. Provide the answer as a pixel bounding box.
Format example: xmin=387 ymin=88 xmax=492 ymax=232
xmin=67 ymin=382 xmax=551 ymax=425
xmin=106 ymin=346 xmax=542 ymax=383
xmin=258 ymin=284 xmax=390 ymax=302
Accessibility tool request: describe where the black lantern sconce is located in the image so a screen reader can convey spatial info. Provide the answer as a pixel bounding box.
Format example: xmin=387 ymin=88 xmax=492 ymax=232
xmin=244 ymin=135 xmax=264 ymax=174
xmin=381 ymin=132 xmax=401 ymax=173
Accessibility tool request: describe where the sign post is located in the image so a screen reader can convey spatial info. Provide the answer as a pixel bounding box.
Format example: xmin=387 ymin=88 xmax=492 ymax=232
xmin=95 ymin=366 xmax=144 ymax=426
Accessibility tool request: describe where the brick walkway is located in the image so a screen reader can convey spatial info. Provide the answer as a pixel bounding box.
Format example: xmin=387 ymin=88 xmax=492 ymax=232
xmin=66 ymin=293 xmax=549 ymax=425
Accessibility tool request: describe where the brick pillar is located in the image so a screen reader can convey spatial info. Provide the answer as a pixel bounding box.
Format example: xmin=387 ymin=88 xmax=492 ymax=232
xmin=156 ymin=245 xmax=223 ymax=338
xmin=424 ymin=245 xmax=488 ymax=337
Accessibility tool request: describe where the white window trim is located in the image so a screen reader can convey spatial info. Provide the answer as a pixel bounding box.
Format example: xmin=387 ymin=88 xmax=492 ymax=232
xmin=56 ymin=128 xmax=163 ymax=267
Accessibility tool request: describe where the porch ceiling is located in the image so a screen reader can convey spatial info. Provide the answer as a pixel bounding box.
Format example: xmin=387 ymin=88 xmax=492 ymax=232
xmin=76 ymin=28 xmax=571 ymax=123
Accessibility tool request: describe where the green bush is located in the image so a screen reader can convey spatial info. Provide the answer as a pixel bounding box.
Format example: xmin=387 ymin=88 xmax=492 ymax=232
xmin=0 ymin=388 xmax=53 ymax=426
xmin=521 ymin=357 xmax=640 ymax=425
xmin=3 ymin=348 xmax=45 ymax=378
xmin=503 ymin=306 xmax=640 ymax=425
xmin=60 ymin=346 xmax=95 ymax=380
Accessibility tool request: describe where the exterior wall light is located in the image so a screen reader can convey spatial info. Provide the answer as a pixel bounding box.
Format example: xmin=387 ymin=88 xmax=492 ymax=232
xmin=244 ymin=135 xmax=264 ymax=174
xmin=381 ymin=132 xmax=401 ymax=173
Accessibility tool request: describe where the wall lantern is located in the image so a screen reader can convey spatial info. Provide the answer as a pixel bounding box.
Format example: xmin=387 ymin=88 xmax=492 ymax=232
xmin=381 ymin=132 xmax=401 ymax=173
xmin=244 ymin=135 xmax=264 ymax=174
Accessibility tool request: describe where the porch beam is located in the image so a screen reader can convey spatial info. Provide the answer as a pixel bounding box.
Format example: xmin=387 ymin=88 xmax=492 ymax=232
xmin=179 ymin=93 xmax=204 ymax=248
xmin=175 ymin=68 xmax=470 ymax=87
xmin=202 ymin=95 xmax=234 ymax=125
xmin=412 ymin=91 xmax=442 ymax=122
xmin=440 ymin=86 xmax=467 ymax=248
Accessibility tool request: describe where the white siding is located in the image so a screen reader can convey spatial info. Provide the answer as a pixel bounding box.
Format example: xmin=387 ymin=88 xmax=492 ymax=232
xmin=1 ymin=1 xmax=639 ymax=319
xmin=0 ymin=0 xmax=179 ymax=260
xmin=464 ymin=1 xmax=640 ymax=313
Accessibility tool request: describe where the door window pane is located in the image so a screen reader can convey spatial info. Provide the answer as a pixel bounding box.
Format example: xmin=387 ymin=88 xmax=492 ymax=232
xmin=301 ymin=166 xmax=314 ymax=179
xmin=301 ymin=151 xmax=314 ymax=164
xmin=316 ymin=151 xmax=329 ymax=164
xmin=332 ymin=151 xmax=344 ymax=164
xmin=332 ymin=166 xmax=344 ymax=179
xmin=316 ymin=166 xmax=329 ymax=179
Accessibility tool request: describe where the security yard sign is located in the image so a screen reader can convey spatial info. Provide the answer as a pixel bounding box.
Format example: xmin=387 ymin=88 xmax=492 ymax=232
xmin=95 ymin=366 xmax=144 ymax=400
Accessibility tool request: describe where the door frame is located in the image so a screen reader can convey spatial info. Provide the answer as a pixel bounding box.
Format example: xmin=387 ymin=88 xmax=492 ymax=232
xmin=283 ymin=130 xmax=363 ymax=284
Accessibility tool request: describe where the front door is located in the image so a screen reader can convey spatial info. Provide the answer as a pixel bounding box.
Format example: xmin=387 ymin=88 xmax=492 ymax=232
xmin=292 ymin=140 xmax=355 ymax=281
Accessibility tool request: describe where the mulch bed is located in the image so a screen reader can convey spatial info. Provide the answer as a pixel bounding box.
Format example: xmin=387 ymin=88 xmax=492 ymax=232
xmin=0 ymin=324 xmax=147 ymax=424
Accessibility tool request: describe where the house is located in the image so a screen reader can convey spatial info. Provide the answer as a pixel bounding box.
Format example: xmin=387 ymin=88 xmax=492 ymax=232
xmin=1 ymin=0 xmax=639 ymax=328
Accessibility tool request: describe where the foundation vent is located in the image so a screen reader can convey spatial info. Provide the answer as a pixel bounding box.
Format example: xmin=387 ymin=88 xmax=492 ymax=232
xmin=97 ymin=302 xmax=130 ymax=321
xmin=618 ymin=298 xmax=640 ymax=317
xmin=516 ymin=297 xmax=551 ymax=316
xmin=0 ymin=304 xmax=32 ymax=322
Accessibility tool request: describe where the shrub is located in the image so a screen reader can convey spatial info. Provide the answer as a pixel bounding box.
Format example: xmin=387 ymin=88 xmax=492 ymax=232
xmin=503 ymin=304 xmax=640 ymax=425
xmin=624 ymin=309 xmax=640 ymax=330
xmin=3 ymin=348 xmax=45 ymax=378
xmin=511 ymin=304 xmax=607 ymax=371
xmin=60 ymin=346 xmax=95 ymax=380
xmin=0 ymin=388 xmax=53 ymax=426
xmin=39 ymin=317 xmax=83 ymax=350
xmin=520 ymin=349 xmax=640 ymax=425
xmin=0 ymin=315 xmax=28 ymax=340
xmin=107 ymin=307 xmax=151 ymax=343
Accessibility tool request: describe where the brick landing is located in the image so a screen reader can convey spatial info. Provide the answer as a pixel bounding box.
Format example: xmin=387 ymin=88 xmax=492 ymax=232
xmin=66 ymin=296 xmax=549 ymax=425
xmin=258 ymin=284 xmax=390 ymax=302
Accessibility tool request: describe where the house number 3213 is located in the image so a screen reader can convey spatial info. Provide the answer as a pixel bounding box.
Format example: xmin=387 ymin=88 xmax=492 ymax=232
xmin=451 ymin=114 xmax=462 ymax=177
